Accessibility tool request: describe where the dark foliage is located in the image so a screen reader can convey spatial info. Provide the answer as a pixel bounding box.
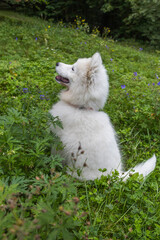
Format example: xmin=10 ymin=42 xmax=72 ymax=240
xmin=1 ymin=0 xmax=160 ymax=48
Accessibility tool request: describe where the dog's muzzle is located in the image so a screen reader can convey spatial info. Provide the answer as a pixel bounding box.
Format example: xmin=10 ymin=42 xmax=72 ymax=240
xmin=55 ymin=75 xmax=70 ymax=86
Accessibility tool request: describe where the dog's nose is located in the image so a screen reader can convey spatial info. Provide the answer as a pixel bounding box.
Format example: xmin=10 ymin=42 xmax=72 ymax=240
xmin=56 ymin=62 xmax=59 ymax=67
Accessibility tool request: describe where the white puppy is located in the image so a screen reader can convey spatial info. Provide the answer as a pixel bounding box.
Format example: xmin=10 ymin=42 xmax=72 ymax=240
xmin=50 ymin=53 xmax=156 ymax=180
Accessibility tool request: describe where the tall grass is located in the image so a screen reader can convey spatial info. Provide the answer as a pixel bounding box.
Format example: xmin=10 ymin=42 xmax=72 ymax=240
xmin=0 ymin=11 xmax=160 ymax=240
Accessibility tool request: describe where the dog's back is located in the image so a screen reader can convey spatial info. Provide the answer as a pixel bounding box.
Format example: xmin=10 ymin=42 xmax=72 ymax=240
xmin=50 ymin=100 xmax=122 ymax=180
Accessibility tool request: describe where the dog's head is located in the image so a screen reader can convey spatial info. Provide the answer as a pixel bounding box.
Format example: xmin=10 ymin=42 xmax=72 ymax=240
xmin=55 ymin=53 xmax=109 ymax=110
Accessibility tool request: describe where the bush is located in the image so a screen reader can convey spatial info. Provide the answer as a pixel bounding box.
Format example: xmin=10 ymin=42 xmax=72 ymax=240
xmin=124 ymin=0 xmax=160 ymax=47
xmin=2 ymin=0 xmax=160 ymax=48
xmin=0 ymin=12 xmax=160 ymax=239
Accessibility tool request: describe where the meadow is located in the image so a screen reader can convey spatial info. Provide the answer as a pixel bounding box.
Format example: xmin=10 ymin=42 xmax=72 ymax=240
xmin=0 ymin=11 xmax=160 ymax=240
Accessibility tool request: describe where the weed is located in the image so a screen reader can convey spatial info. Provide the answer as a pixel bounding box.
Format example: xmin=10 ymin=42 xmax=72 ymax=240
xmin=0 ymin=11 xmax=159 ymax=239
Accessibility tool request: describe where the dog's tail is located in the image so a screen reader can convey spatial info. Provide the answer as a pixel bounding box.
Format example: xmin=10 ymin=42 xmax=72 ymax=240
xmin=121 ymin=154 xmax=156 ymax=181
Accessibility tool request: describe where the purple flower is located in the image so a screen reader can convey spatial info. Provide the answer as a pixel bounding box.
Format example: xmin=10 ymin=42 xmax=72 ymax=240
xmin=16 ymin=37 xmax=18 ymax=40
xmin=134 ymin=72 xmax=137 ymax=76
xmin=23 ymin=88 xmax=28 ymax=93
xmin=148 ymin=83 xmax=150 ymax=86
xmin=40 ymin=95 xmax=45 ymax=100
xmin=157 ymin=81 xmax=160 ymax=86
xmin=153 ymin=83 xmax=155 ymax=86
xmin=110 ymin=58 xmax=113 ymax=61
xmin=121 ymin=85 xmax=126 ymax=89
xmin=35 ymin=37 xmax=38 ymax=41
xmin=155 ymin=74 xmax=159 ymax=79
xmin=85 ymin=42 xmax=87 ymax=44
xmin=139 ymin=48 xmax=143 ymax=51
xmin=9 ymin=62 xmax=12 ymax=64
xmin=76 ymin=27 xmax=79 ymax=30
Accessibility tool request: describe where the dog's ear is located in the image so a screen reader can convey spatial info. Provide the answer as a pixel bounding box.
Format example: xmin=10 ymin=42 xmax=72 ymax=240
xmin=90 ymin=52 xmax=102 ymax=71
xmin=86 ymin=53 xmax=102 ymax=86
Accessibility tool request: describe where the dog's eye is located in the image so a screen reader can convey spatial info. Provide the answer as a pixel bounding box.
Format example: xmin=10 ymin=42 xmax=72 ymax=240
xmin=72 ymin=67 xmax=74 ymax=71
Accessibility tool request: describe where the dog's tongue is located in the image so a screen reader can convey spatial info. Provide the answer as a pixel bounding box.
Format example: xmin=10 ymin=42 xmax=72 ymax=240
xmin=56 ymin=75 xmax=69 ymax=83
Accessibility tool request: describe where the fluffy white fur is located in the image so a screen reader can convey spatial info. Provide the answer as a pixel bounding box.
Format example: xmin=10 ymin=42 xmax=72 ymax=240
xmin=49 ymin=53 xmax=156 ymax=180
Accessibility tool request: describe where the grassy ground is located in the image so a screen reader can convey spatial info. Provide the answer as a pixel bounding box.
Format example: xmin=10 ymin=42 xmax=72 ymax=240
xmin=0 ymin=11 xmax=160 ymax=240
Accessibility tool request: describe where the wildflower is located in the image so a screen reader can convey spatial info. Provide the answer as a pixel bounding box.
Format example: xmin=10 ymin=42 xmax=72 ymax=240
xmin=157 ymin=81 xmax=160 ymax=86
xmin=134 ymin=72 xmax=137 ymax=76
xmin=16 ymin=37 xmax=18 ymax=40
xmin=33 ymin=219 xmax=38 ymax=224
xmin=153 ymin=83 xmax=155 ymax=86
xmin=59 ymin=206 xmax=64 ymax=211
xmin=121 ymin=85 xmax=126 ymax=89
xmin=35 ymin=37 xmax=38 ymax=41
xmin=23 ymin=88 xmax=28 ymax=93
xmin=73 ymin=197 xmax=79 ymax=204
xmin=148 ymin=83 xmax=150 ymax=86
xmin=48 ymin=25 xmax=50 ymax=28
xmin=40 ymin=95 xmax=45 ymax=100
xmin=110 ymin=58 xmax=113 ymax=61
xmin=85 ymin=42 xmax=87 ymax=44
xmin=155 ymin=74 xmax=159 ymax=79
xmin=9 ymin=62 xmax=12 ymax=64
xmin=139 ymin=48 xmax=143 ymax=51
xmin=64 ymin=210 xmax=71 ymax=216
xmin=129 ymin=228 xmax=133 ymax=233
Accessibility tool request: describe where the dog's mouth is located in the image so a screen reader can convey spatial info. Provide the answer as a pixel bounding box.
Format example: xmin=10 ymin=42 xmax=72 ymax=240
xmin=55 ymin=75 xmax=70 ymax=86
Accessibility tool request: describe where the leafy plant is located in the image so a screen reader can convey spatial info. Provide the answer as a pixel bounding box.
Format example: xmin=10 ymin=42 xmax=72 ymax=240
xmin=0 ymin=11 xmax=159 ymax=240
xmin=2 ymin=0 xmax=160 ymax=47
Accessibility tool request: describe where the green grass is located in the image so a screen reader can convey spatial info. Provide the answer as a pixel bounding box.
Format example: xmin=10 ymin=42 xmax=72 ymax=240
xmin=0 ymin=11 xmax=160 ymax=240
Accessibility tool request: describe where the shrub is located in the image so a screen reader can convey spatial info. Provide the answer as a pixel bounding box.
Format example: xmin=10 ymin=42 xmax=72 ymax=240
xmin=0 ymin=12 xmax=159 ymax=239
xmin=2 ymin=0 xmax=160 ymax=48
xmin=124 ymin=0 xmax=160 ymax=47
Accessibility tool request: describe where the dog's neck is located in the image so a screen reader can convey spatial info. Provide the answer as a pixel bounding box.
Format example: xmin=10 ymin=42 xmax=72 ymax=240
xmin=65 ymin=101 xmax=93 ymax=111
